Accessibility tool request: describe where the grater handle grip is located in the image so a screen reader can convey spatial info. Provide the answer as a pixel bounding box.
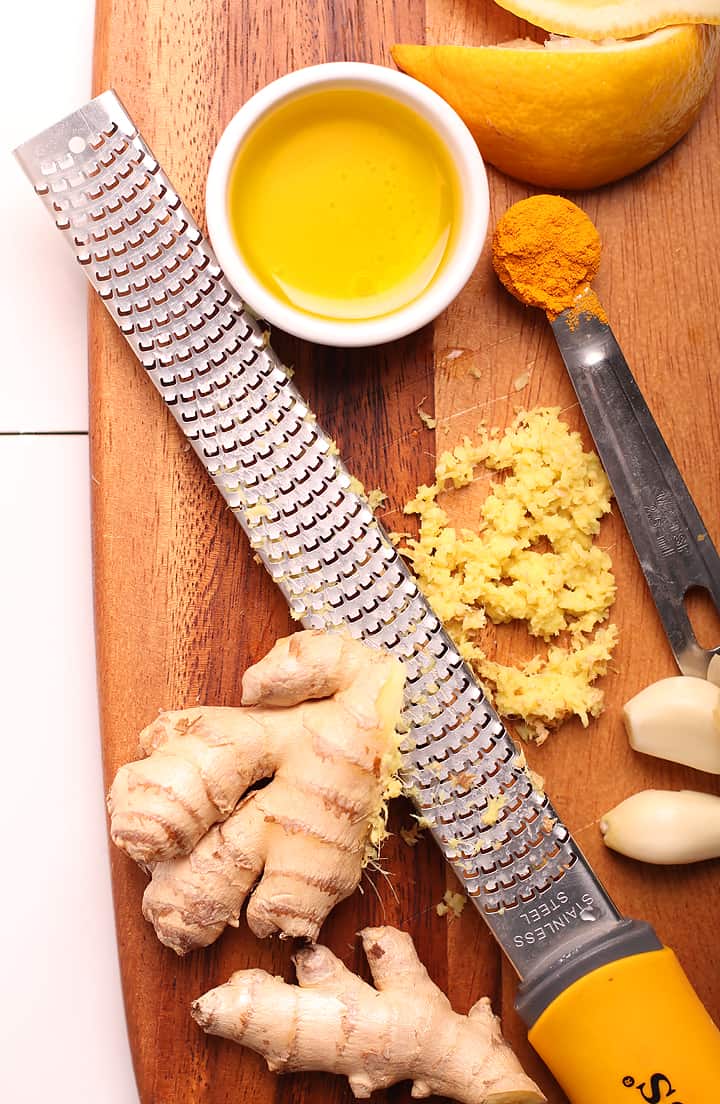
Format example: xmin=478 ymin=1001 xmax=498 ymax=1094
xmin=528 ymin=946 xmax=720 ymax=1102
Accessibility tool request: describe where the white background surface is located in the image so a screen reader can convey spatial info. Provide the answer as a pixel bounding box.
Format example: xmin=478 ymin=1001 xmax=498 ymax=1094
xmin=2 ymin=1 xmax=138 ymax=1099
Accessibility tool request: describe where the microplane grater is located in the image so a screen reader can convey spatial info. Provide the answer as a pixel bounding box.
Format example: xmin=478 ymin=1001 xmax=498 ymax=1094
xmin=14 ymin=90 xmax=624 ymax=987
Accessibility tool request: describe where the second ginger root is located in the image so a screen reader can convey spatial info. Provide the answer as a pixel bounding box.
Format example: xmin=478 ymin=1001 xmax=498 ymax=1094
xmin=192 ymin=925 xmax=545 ymax=1103
xmin=107 ymin=630 xmax=405 ymax=954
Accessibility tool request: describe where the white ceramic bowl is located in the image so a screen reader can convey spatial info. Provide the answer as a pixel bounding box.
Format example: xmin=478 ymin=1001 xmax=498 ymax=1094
xmin=206 ymin=62 xmax=489 ymax=348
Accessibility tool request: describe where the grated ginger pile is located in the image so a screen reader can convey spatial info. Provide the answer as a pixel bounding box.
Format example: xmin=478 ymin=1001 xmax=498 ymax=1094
xmin=397 ymin=407 xmax=618 ymax=741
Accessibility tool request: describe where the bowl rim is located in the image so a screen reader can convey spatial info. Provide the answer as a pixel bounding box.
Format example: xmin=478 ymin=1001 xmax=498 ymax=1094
xmin=206 ymin=61 xmax=489 ymax=348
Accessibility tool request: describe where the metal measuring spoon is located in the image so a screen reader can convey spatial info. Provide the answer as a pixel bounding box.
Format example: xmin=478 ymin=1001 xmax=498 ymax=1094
xmin=493 ymin=196 xmax=720 ymax=679
xmin=551 ymin=287 xmax=720 ymax=678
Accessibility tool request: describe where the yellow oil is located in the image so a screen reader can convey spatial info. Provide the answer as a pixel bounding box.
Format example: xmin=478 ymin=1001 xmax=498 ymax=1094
xmin=228 ymin=88 xmax=460 ymax=322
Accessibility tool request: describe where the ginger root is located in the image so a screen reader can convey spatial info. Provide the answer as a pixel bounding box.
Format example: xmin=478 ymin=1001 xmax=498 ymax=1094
xmin=108 ymin=631 xmax=405 ymax=954
xmin=192 ymin=925 xmax=545 ymax=1103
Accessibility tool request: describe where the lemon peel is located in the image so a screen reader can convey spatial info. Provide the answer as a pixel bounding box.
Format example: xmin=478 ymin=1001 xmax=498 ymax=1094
xmin=392 ymin=27 xmax=720 ymax=189
xmin=494 ymin=0 xmax=720 ymax=41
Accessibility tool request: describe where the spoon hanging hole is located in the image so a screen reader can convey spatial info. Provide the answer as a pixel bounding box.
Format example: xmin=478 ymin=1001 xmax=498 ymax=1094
xmin=683 ymin=585 xmax=720 ymax=654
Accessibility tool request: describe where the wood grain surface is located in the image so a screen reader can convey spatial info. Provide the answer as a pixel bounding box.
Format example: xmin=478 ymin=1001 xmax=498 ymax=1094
xmin=90 ymin=1 xmax=720 ymax=1101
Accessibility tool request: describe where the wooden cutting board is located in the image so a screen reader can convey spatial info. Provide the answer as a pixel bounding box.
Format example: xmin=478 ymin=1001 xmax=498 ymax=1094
xmin=90 ymin=0 xmax=720 ymax=1100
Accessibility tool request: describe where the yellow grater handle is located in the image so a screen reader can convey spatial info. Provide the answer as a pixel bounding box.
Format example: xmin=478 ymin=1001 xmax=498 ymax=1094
xmin=529 ymin=947 xmax=720 ymax=1103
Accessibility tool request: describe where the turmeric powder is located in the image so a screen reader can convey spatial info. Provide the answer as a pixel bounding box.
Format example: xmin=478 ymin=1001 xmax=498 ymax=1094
xmin=492 ymin=195 xmax=602 ymax=318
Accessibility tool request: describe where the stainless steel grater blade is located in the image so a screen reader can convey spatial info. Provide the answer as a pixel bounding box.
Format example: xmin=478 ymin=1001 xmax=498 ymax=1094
xmin=15 ymin=90 xmax=623 ymax=983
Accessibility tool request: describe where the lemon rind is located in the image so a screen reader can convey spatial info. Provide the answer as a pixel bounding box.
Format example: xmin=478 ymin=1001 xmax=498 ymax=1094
xmin=493 ymin=0 xmax=720 ymax=42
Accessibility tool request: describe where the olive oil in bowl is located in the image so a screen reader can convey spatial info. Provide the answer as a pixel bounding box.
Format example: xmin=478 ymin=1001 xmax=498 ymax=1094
xmin=227 ymin=88 xmax=460 ymax=323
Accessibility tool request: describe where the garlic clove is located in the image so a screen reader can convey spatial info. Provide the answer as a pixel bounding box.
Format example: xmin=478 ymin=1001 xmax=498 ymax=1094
xmin=623 ymin=676 xmax=720 ymax=774
xmin=599 ymin=789 xmax=720 ymax=864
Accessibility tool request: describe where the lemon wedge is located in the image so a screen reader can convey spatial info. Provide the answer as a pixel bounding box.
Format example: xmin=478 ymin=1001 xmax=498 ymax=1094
xmin=494 ymin=0 xmax=720 ymax=41
xmin=392 ymin=27 xmax=719 ymax=189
